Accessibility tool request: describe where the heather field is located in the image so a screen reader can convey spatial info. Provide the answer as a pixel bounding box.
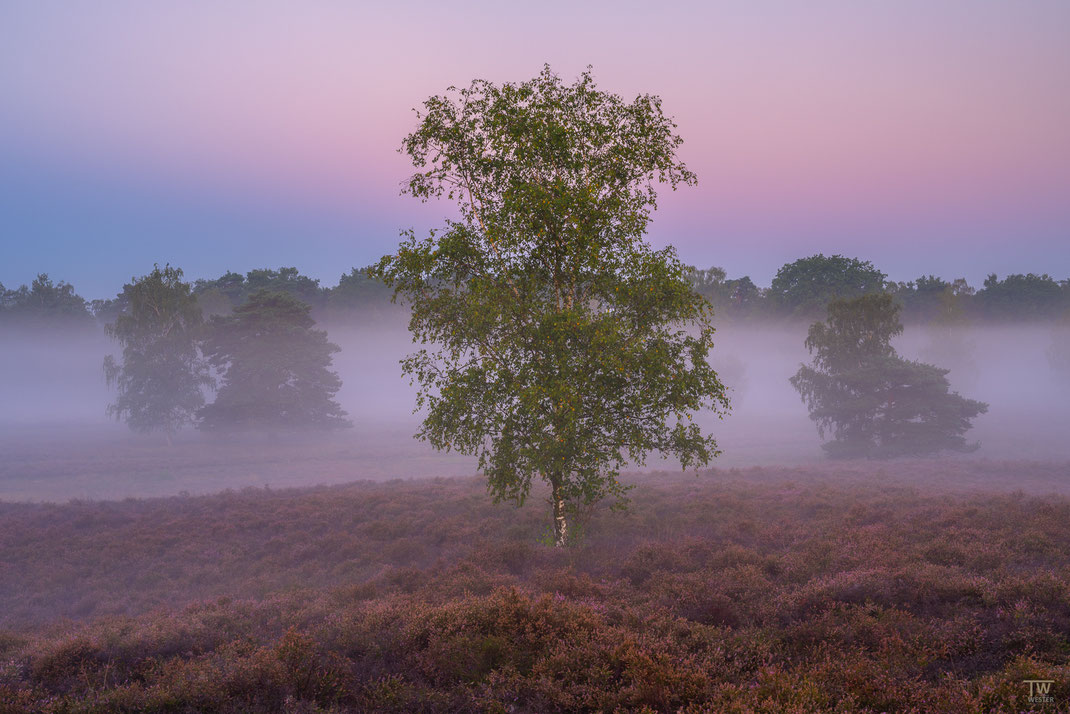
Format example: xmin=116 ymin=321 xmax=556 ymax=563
xmin=1 ymin=460 xmax=1068 ymax=712
xmin=5 ymin=2 xmax=1070 ymax=712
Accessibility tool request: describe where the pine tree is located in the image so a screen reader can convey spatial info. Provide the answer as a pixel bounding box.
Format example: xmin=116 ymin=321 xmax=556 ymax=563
xmin=791 ymin=293 xmax=988 ymax=458
xmin=198 ymin=291 xmax=350 ymax=430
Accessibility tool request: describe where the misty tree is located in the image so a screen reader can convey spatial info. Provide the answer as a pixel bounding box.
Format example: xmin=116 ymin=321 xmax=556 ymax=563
xmin=688 ymin=266 xmax=761 ymax=319
xmin=769 ymin=254 xmax=886 ymax=318
xmin=103 ymin=265 xmax=212 ymax=441
xmin=324 ymin=266 xmax=397 ymax=321
xmin=243 ymin=267 xmax=325 ymax=308
xmin=1049 ymin=312 xmax=1070 ymax=377
xmin=192 ymin=271 xmax=246 ymax=308
xmin=887 ymin=275 xmax=974 ymax=324
xmin=918 ymin=277 xmax=977 ymax=388
xmin=198 ymin=290 xmax=350 ymax=430
xmin=790 ymin=293 xmax=988 ymax=458
xmin=1 ymin=274 xmax=94 ymax=327
xmin=373 ymin=66 xmax=729 ymax=547
xmin=978 ymin=272 xmax=1067 ymax=319
xmin=192 ymin=268 xmax=326 ymax=314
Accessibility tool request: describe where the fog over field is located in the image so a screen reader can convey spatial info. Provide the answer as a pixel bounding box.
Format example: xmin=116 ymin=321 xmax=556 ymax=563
xmin=2 ymin=320 xmax=1067 ymax=502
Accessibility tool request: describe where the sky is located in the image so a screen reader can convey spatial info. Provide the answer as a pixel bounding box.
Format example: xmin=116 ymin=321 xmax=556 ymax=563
xmin=1 ymin=1 xmax=1068 ymax=299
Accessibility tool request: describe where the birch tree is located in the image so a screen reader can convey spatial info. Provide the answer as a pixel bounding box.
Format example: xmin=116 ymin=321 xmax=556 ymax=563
xmin=374 ymin=66 xmax=729 ymax=546
xmin=103 ymin=265 xmax=211 ymax=442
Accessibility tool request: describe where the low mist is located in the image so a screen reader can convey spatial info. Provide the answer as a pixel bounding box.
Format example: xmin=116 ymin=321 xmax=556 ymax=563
xmin=2 ymin=319 xmax=1067 ymax=502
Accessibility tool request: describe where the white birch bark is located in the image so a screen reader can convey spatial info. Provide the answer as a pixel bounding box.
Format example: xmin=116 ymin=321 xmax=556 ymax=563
xmin=552 ymin=487 xmax=568 ymax=548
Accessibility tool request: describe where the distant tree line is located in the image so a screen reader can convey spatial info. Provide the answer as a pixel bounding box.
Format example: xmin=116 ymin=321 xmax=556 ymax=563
xmin=5 ymin=258 xmax=1068 ymax=447
xmin=90 ymin=266 xmax=397 ymax=325
xmin=0 ymin=274 xmax=96 ymax=328
xmin=103 ymin=265 xmax=351 ymax=440
xmin=4 ymin=255 xmax=1070 ymax=329
xmin=689 ymin=254 xmax=1070 ymax=323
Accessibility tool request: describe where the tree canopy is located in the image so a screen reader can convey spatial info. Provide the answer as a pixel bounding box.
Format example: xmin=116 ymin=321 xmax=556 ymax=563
xmin=769 ymin=254 xmax=887 ymax=318
xmin=374 ymin=66 xmax=728 ymax=546
xmin=689 ymin=266 xmax=762 ymax=318
xmin=0 ymin=274 xmax=94 ymax=327
xmin=192 ymin=268 xmax=324 ymax=314
xmin=978 ymin=273 xmax=1065 ymax=319
xmin=324 ymin=267 xmax=399 ymax=321
xmin=6 ymin=259 xmax=1070 ymax=330
xmin=791 ymin=293 xmax=988 ymax=458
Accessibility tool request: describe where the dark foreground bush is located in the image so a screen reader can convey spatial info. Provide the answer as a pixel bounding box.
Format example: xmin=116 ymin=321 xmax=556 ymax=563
xmin=1 ymin=462 xmax=1068 ymax=712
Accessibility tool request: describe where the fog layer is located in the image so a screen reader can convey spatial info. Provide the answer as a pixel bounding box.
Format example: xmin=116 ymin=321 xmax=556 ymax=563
xmin=1 ymin=321 xmax=1067 ymax=500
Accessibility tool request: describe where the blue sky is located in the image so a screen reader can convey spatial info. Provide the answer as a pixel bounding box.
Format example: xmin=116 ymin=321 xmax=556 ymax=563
xmin=2 ymin=1 xmax=1068 ymax=299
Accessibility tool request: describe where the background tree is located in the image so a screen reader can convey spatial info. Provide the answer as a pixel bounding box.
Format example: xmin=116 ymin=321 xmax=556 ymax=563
xmin=191 ymin=270 xmax=246 ymax=309
xmin=1 ymin=273 xmax=94 ymax=327
xmin=917 ymin=276 xmax=978 ymax=388
xmin=688 ymin=266 xmax=762 ymax=320
xmin=103 ymin=265 xmax=211 ymax=441
xmin=977 ymin=273 xmax=1066 ymax=320
xmin=373 ymin=66 xmax=729 ymax=546
xmin=243 ymin=267 xmax=324 ymax=308
xmin=887 ymin=275 xmax=975 ymax=324
xmin=323 ymin=266 xmax=398 ymax=322
xmin=791 ymin=293 xmax=987 ymax=458
xmin=90 ymin=294 xmax=129 ymax=326
xmin=1049 ymin=310 xmax=1070 ymax=378
xmin=769 ymin=254 xmax=886 ymax=318
xmin=198 ymin=290 xmax=350 ymax=431
xmin=192 ymin=267 xmax=326 ymax=315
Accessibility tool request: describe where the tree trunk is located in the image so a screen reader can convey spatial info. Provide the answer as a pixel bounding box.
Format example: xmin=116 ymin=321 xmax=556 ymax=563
xmin=551 ymin=480 xmax=568 ymax=548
